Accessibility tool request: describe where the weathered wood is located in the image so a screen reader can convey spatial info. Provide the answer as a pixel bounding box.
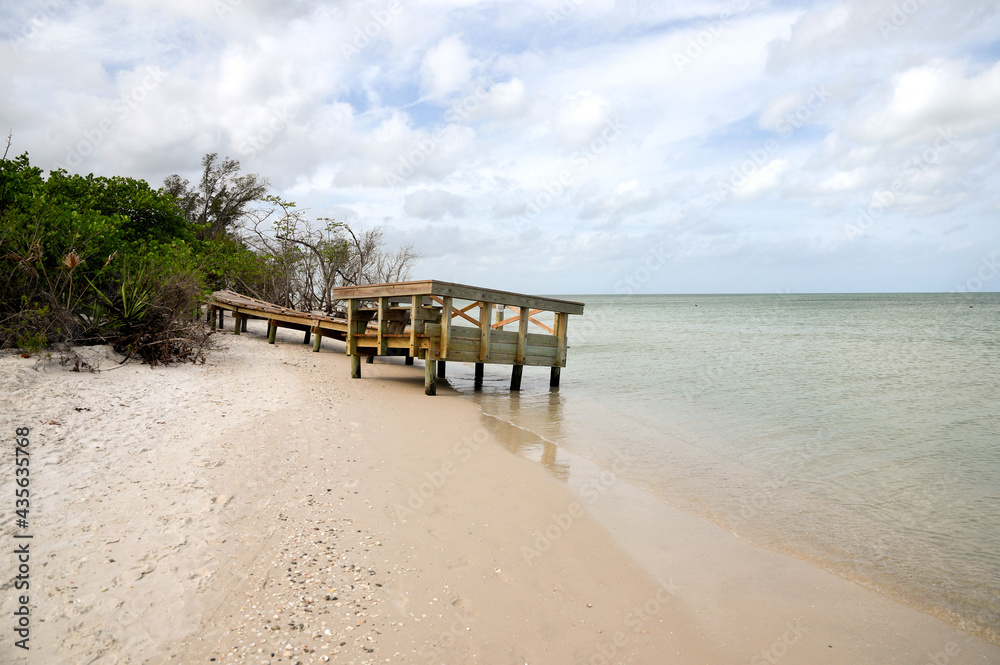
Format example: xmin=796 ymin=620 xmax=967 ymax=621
xmin=437 ymin=360 xmax=446 ymax=378
xmin=233 ymin=314 xmax=241 ymax=335
xmin=347 ymin=298 xmax=360 ymax=355
xmin=516 ymin=306 xmax=528 ymax=365
xmin=241 ymin=317 xmax=247 ymax=332
xmin=510 ymin=364 xmax=523 ymax=391
xmin=479 ymin=301 xmax=492 ymax=362
xmin=303 ymin=328 xmax=311 ymax=345
xmin=377 ymin=296 xmax=389 ymax=356
xmin=312 ymin=328 xmax=322 ymax=352
xmin=440 ymin=296 xmax=452 ymax=359
xmin=550 ymin=366 xmax=561 ymax=388
xmin=333 ymin=280 xmax=585 ymax=315
xmin=267 ymin=320 xmax=277 ymax=344
xmin=424 ymin=355 xmax=437 ymax=396
xmin=474 ymin=363 xmax=484 ymax=390
xmin=555 ymin=312 xmax=569 ymax=366
xmin=209 ymin=306 xmax=217 ymax=331
xmin=366 ymin=355 xmax=374 ymax=364
xmin=351 ymin=354 xmax=362 ymax=378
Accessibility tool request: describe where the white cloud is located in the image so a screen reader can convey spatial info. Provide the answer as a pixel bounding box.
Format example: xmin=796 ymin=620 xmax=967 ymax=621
xmin=421 ymin=35 xmax=476 ymax=97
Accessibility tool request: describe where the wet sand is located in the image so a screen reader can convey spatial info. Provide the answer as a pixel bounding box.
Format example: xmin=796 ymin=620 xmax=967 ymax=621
xmin=1 ymin=320 xmax=997 ymax=664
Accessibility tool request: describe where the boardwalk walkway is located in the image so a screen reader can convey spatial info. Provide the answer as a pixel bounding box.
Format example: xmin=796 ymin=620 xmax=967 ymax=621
xmin=208 ymin=281 xmax=585 ymax=395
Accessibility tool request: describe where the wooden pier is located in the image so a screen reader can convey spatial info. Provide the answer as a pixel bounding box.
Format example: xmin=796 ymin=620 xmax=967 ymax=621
xmin=208 ymin=280 xmax=585 ymax=395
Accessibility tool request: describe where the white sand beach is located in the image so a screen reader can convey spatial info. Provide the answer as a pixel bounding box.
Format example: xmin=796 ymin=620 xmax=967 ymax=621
xmin=2 ymin=319 xmax=998 ymax=664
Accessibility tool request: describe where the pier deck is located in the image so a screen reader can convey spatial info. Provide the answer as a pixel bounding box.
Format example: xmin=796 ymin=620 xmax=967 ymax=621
xmin=209 ymin=280 xmax=585 ymax=395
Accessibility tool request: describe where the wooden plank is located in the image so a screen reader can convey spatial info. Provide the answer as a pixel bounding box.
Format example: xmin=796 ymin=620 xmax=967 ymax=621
xmin=409 ymin=296 xmax=421 ymax=355
xmin=479 ymin=301 xmax=492 ymax=362
xmin=555 ymin=312 xmax=569 ymax=367
xmin=525 ymin=344 xmax=558 ymax=359
xmin=346 ymin=298 xmax=360 ymax=355
xmin=440 ymin=296 xmax=452 ymax=360
xmin=516 ymin=306 xmax=528 ymax=365
xmin=377 ymin=296 xmax=389 ymax=356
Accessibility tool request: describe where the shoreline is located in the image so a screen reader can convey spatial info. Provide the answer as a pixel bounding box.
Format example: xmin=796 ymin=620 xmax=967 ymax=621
xmin=1 ymin=321 xmax=998 ymax=663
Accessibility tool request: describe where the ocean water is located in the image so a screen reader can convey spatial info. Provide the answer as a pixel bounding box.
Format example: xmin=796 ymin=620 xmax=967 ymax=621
xmin=442 ymin=293 xmax=1000 ymax=644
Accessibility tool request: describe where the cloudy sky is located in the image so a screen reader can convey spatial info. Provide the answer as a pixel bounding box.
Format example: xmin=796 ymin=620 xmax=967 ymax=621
xmin=3 ymin=0 xmax=999 ymax=294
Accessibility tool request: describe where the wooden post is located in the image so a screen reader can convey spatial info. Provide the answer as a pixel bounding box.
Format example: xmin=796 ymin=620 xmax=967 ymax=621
xmin=474 ymin=363 xmax=484 ymax=390
xmin=209 ymin=306 xmax=217 ymax=331
xmin=479 ymin=301 xmax=493 ymax=362
xmin=219 ymin=308 xmax=226 ymax=331
xmin=241 ymin=317 xmax=247 ymax=332
xmin=409 ymin=296 xmax=422 ymax=357
xmin=516 ymin=306 xmax=528 ymax=365
xmin=377 ymin=296 xmax=389 ymax=356
xmin=303 ymin=328 xmax=311 ymax=345
xmin=550 ymin=367 xmax=561 ymax=388
xmin=437 ymin=360 xmax=446 ymax=378
xmin=554 ymin=312 xmax=569 ymax=366
xmin=405 ymin=356 xmax=414 ymax=366
xmin=312 ymin=328 xmax=322 ymax=352
xmin=495 ymin=304 xmax=505 ymax=330
xmin=440 ymin=296 xmax=452 ymax=360
xmin=424 ymin=354 xmax=437 ymax=396
xmin=510 ymin=365 xmax=523 ymax=391
xmin=347 ymin=298 xmax=360 ymax=356
xmin=351 ymin=354 xmax=362 ymax=379
xmin=366 ymin=355 xmax=374 ymax=364
xmin=233 ymin=314 xmax=241 ymax=335
xmin=267 ymin=320 xmax=277 ymax=344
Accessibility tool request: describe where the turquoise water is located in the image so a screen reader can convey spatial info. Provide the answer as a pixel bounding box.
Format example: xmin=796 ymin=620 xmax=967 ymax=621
xmin=444 ymin=293 xmax=1000 ymax=643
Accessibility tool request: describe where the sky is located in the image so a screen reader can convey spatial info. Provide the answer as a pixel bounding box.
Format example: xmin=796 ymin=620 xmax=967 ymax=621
xmin=2 ymin=0 xmax=999 ymax=295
